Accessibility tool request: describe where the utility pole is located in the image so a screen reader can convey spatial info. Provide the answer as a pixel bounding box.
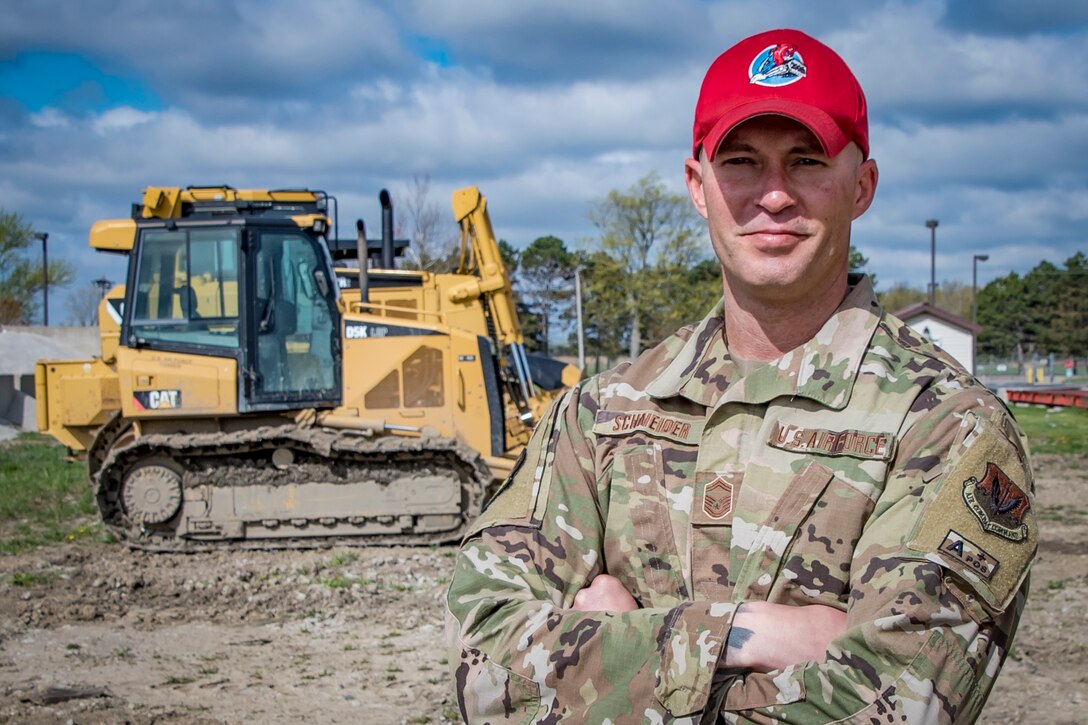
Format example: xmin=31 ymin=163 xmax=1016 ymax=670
xmin=33 ymin=232 xmax=49 ymax=326
xmin=972 ymin=255 xmax=989 ymax=324
xmin=972 ymin=254 xmax=989 ymax=376
xmin=573 ymin=266 xmax=585 ymax=372
xmin=925 ymin=220 xmax=938 ymax=306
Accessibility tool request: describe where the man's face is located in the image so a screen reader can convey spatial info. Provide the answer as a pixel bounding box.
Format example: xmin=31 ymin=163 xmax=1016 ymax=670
xmin=685 ymin=115 xmax=878 ymax=307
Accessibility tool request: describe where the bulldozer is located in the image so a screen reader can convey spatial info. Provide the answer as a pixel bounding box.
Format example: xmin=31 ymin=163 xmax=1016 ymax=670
xmin=35 ymin=184 xmax=579 ymax=550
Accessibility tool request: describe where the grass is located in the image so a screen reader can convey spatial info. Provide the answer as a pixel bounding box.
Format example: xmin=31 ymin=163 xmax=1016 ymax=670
xmin=161 ymin=675 xmax=195 ymax=686
xmin=328 ymin=550 xmax=358 ymax=567
xmin=1012 ymin=406 xmax=1088 ymax=455
xmin=0 ymin=433 xmax=103 ymax=554
xmin=1037 ymin=504 xmax=1088 ymax=526
xmin=321 ymin=574 xmax=354 ymax=589
xmin=9 ymin=571 xmax=55 ymax=586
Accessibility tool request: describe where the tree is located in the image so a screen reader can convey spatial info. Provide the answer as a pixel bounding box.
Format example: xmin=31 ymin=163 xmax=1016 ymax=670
xmin=0 ymin=207 xmax=74 ymax=324
xmin=848 ymin=245 xmax=877 ymax=289
xmin=497 ymin=238 xmax=520 ymax=273
xmin=977 ymin=272 xmax=1029 ymax=363
xmin=65 ymin=283 xmax=106 ymax=326
xmin=643 ymin=258 xmax=721 ymax=346
xmin=975 ymin=257 xmax=1085 ymax=362
xmin=517 ymin=236 xmax=574 ymax=356
xmin=933 ymin=281 xmax=972 ymax=321
xmin=878 ymin=280 xmax=971 ymax=319
xmin=578 ymin=250 xmax=628 ymax=372
xmin=396 ymin=175 xmax=458 ymax=272
xmin=587 ymin=172 xmax=702 ymax=360
xmin=877 ymin=282 xmax=924 ymax=315
xmin=1051 ymin=252 xmax=1088 ymax=356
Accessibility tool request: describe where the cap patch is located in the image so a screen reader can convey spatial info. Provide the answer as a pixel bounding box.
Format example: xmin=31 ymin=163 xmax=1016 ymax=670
xmin=963 ymin=462 xmax=1031 ymax=542
xmin=749 ymin=43 xmax=807 ymax=87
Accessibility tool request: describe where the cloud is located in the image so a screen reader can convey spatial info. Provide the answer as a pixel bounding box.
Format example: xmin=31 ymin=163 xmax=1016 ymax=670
xmin=0 ymin=0 xmax=1086 ymax=325
xmin=403 ymin=0 xmax=710 ymax=82
xmin=91 ymin=106 xmax=157 ymax=133
xmin=832 ymin=6 xmax=1088 ymax=120
xmin=942 ymin=0 xmax=1088 ymax=35
xmin=29 ymin=107 xmax=70 ymax=128
xmin=1 ymin=0 xmax=410 ymax=116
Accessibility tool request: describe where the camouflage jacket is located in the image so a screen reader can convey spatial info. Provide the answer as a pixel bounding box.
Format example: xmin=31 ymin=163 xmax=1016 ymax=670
xmin=447 ymin=277 xmax=1036 ymax=724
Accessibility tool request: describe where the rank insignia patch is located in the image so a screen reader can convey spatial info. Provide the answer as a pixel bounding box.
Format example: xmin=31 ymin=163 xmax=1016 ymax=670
xmin=963 ymin=462 xmax=1030 ymax=542
xmin=702 ymin=477 xmax=734 ymax=521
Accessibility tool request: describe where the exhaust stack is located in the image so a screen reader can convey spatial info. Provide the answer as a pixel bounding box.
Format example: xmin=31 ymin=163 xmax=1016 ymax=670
xmin=380 ymin=189 xmax=394 ymax=270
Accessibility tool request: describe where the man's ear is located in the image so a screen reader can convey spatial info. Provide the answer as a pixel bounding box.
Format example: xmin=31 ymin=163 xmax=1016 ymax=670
xmin=852 ymin=158 xmax=879 ymax=220
xmin=685 ymin=156 xmax=709 ymax=219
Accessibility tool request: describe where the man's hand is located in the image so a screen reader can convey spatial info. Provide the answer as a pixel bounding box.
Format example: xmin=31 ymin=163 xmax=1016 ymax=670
xmin=572 ymin=574 xmax=638 ymax=612
xmin=571 ymin=577 xmax=844 ymax=672
xmin=726 ymin=601 xmax=847 ymax=672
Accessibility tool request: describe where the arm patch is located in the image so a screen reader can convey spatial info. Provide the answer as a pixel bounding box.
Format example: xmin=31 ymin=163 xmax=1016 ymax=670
xmin=463 ymin=388 xmax=577 ymax=540
xmin=907 ymin=412 xmax=1036 ymax=612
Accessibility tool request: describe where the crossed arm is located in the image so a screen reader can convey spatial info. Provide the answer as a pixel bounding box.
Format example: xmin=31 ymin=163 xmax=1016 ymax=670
xmin=573 ymin=574 xmax=846 ymax=673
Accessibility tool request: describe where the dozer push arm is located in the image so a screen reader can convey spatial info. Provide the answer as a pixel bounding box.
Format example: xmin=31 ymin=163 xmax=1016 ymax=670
xmin=450 ymin=186 xmax=523 ymax=347
xmin=450 ymin=186 xmax=538 ymax=421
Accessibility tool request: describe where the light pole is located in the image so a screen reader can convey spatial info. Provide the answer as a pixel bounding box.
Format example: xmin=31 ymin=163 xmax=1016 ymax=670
xmin=33 ymin=232 xmax=49 ymax=326
xmin=94 ymin=278 xmax=113 ymax=298
xmin=573 ymin=266 xmax=585 ymax=372
xmin=925 ymin=219 xmax=938 ymax=306
xmin=972 ymin=254 xmax=989 ymax=324
xmin=972 ymin=254 xmax=989 ymax=377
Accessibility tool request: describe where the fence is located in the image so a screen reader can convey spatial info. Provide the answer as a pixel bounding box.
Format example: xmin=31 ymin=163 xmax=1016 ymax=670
xmin=977 ymin=355 xmax=1088 ymax=385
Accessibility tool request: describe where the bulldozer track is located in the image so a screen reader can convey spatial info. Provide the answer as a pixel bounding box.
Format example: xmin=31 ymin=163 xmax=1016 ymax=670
xmin=93 ymin=423 xmax=492 ymax=552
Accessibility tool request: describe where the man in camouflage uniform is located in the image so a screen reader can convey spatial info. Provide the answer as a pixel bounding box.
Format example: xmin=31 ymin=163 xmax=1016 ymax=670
xmin=447 ymin=28 xmax=1035 ymax=724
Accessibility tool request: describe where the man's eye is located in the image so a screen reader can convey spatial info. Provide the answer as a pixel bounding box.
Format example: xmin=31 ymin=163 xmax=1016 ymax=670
xmin=795 ymin=157 xmax=825 ymax=166
xmin=719 ymin=156 xmax=754 ymax=166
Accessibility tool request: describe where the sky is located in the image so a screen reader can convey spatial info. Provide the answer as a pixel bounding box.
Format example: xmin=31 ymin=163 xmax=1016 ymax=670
xmin=2 ymin=0 xmax=1086 ymax=325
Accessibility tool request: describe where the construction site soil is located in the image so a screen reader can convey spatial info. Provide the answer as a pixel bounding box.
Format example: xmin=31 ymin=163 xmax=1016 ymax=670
xmin=1 ymin=453 xmax=1085 ymax=724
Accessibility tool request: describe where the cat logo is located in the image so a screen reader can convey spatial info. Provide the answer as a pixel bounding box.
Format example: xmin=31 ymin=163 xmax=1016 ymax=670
xmin=133 ymin=389 xmax=182 ymax=411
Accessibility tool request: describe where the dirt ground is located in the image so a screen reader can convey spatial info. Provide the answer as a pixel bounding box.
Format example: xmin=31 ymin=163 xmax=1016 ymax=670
xmin=0 ymin=454 xmax=1085 ymax=724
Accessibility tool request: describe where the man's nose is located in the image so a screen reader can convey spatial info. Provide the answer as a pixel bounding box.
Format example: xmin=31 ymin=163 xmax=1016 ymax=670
xmin=756 ymin=165 xmax=796 ymax=214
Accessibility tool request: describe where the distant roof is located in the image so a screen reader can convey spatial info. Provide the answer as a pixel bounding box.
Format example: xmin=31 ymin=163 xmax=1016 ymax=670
xmin=891 ymin=302 xmax=982 ymax=334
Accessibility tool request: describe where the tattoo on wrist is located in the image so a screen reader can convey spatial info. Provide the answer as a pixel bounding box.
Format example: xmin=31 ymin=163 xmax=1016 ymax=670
xmin=727 ymin=626 xmax=754 ymax=651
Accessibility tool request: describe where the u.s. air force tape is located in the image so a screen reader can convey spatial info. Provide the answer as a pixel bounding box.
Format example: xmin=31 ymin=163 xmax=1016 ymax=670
xmin=768 ymin=421 xmax=897 ymax=462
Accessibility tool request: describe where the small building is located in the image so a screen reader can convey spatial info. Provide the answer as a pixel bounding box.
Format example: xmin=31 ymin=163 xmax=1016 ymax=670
xmin=892 ymin=302 xmax=982 ymax=374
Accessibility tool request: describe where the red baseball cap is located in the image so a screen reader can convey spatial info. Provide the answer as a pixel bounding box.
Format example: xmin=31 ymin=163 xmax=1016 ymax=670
xmin=693 ymin=29 xmax=869 ymax=160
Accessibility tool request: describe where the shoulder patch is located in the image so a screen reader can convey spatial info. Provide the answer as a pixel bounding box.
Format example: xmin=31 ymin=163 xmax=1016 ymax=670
xmin=962 ymin=462 xmax=1030 ymax=541
xmin=464 ymin=449 xmax=536 ymax=542
xmin=907 ymin=413 xmax=1036 ymax=612
xmin=592 ymin=409 xmax=704 ymax=444
xmin=463 ymin=388 xmax=577 ymax=541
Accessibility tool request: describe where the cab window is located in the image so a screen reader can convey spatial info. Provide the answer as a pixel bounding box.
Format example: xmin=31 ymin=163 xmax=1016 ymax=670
xmin=130 ymin=228 xmax=241 ymax=348
xmin=253 ymin=231 xmax=337 ymax=396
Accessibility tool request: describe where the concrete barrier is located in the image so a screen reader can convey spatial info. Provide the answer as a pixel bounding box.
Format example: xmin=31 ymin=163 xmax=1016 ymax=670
xmin=0 ymin=373 xmax=38 ymax=431
xmin=0 ymin=326 xmax=99 ymax=431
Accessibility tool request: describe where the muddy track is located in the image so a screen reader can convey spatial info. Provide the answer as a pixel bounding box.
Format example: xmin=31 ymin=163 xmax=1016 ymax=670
xmin=94 ymin=424 xmax=492 ymax=552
